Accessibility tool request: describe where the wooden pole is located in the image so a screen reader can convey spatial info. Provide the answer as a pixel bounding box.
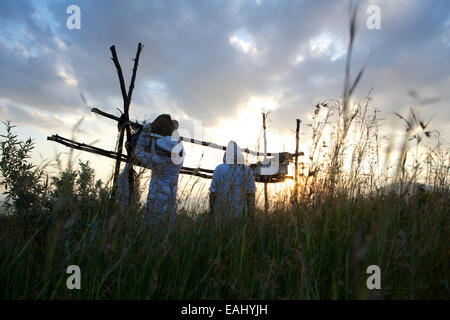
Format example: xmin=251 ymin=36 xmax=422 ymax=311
xmin=294 ymin=119 xmax=301 ymax=200
xmin=124 ymin=43 xmax=143 ymax=200
xmin=110 ymin=45 xmax=129 ymax=191
xmin=110 ymin=43 xmax=143 ymax=199
xmin=47 ymin=134 xmax=295 ymax=183
xmin=91 ymin=106 xmax=304 ymax=158
xmin=262 ymin=112 xmax=268 ymax=213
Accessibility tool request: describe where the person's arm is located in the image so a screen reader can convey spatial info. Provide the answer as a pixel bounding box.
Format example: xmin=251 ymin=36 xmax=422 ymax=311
xmin=134 ymin=124 xmax=155 ymax=168
xmin=135 ymin=126 xmax=170 ymax=169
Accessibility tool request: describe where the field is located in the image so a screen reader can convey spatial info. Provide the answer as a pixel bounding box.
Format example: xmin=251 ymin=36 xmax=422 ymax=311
xmin=0 ymin=8 xmax=449 ymax=300
xmin=0 ymin=98 xmax=448 ymax=299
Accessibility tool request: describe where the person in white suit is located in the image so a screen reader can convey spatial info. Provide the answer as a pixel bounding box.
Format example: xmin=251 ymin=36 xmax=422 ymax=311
xmin=134 ymin=114 xmax=184 ymax=224
xmin=209 ymin=141 xmax=256 ymax=218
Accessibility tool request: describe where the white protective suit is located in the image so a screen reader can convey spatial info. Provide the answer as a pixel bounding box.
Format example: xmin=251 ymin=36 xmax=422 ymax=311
xmin=209 ymin=141 xmax=256 ymax=218
xmin=134 ymin=124 xmax=184 ymax=223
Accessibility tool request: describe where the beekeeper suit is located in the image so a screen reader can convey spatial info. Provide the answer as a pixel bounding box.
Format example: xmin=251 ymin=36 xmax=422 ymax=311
xmin=209 ymin=141 xmax=256 ymax=218
xmin=134 ymin=123 xmax=184 ymax=224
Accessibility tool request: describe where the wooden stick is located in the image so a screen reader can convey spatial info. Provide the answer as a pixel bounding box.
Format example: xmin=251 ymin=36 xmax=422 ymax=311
xmin=91 ymin=107 xmax=304 ymax=158
xmin=91 ymin=107 xmax=124 ymax=123
xmin=125 ymin=43 xmax=143 ymax=115
xmin=263 ymin=113 xmax=267 ymax=160
xmin=123 ymin=43 xmax=143 ymax=156
xmin=294 ymin=119 xmax=301 ymax=195
xmin=47 ymin=135 xmax=211 ymax=177
xmin=114 ymin=128 xmax=125 ymax=185
xmin=123 ymin=43 xmax=143 ymax=201
xmin=47 ymin=134 xmax=292 ymax=183
xmin=110 ymin=45 xmax=128 ymax=108
xmin=110 ymin=45 xmax=128 ymax=191
xmin=109 ymin=43 xmax=144 ymax=200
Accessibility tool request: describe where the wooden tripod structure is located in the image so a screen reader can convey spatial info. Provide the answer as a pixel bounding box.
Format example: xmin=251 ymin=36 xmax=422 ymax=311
xmin=47 ymin=43 xmax=304 ymax=203
xmin=110 ymin=42 xmax=143 ymax=196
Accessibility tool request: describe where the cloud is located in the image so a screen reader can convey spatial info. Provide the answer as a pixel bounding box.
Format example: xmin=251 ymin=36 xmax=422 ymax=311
xmin=229 ymin=30 xmax=258 ymax=56
xmin=0 ymin=0 xmax=448 ymax=147
xmin=0 ymin=100 xmax=66 ymax=129
xmin=308 ymin=32 xmax=346 ymax=61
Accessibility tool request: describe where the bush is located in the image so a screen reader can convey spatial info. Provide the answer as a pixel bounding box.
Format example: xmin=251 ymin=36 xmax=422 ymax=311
xmin=0 ymin=121 xmax=48 ymax=216
xmin=1 ymin=121 xmax=108 ymax=218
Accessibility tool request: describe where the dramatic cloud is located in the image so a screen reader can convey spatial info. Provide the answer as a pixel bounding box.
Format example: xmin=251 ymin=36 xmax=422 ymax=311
xmin=0 ymin=0 xmax=449 ymax=176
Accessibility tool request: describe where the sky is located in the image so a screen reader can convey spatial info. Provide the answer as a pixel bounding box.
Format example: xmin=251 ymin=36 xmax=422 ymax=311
xmin=0 ymin=0 xmax=449 ymax=198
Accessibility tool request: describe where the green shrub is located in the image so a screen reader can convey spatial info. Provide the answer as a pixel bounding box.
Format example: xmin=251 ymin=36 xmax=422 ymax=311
xmin=0 ymin=121 xmax=47 ymax=216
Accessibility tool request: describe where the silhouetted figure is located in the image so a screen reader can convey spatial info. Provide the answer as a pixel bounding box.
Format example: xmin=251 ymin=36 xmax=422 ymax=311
xmin=134 ymin=114 xmax=184 ymax=224
xmin=209 ymin=141 xmax=256 ymax=219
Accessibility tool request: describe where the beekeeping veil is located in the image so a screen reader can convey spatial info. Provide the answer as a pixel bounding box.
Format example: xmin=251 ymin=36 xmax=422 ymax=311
xmin=223 ymin=140 xmax=245 ymax=165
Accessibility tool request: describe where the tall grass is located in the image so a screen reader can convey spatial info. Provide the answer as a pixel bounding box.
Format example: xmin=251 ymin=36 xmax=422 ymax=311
xmin=0 ymin=5 xmax=449 ymax=300
xmin=0 ymin=177 xmax=448 ymax=299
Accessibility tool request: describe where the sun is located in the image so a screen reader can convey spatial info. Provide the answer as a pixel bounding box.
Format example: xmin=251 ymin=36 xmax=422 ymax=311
xmin=205 ymin=95 xmax=281 ymax=149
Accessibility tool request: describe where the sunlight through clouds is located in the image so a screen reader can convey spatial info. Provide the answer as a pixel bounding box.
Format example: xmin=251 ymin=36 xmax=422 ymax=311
xmin=308 ymin=32 xmax=346 ymax=61
xmin=204 ymin=95 xmax=281 ymax=151
xmin=56 ymin=68 xmax=78 ymax=86
xmin=229 ymin=31 xmax=258 ymax=56
xmin=294 ymin=54 xmax=305 ymax=65
xmin=53 ymin=37 xmax=67 ymax=50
